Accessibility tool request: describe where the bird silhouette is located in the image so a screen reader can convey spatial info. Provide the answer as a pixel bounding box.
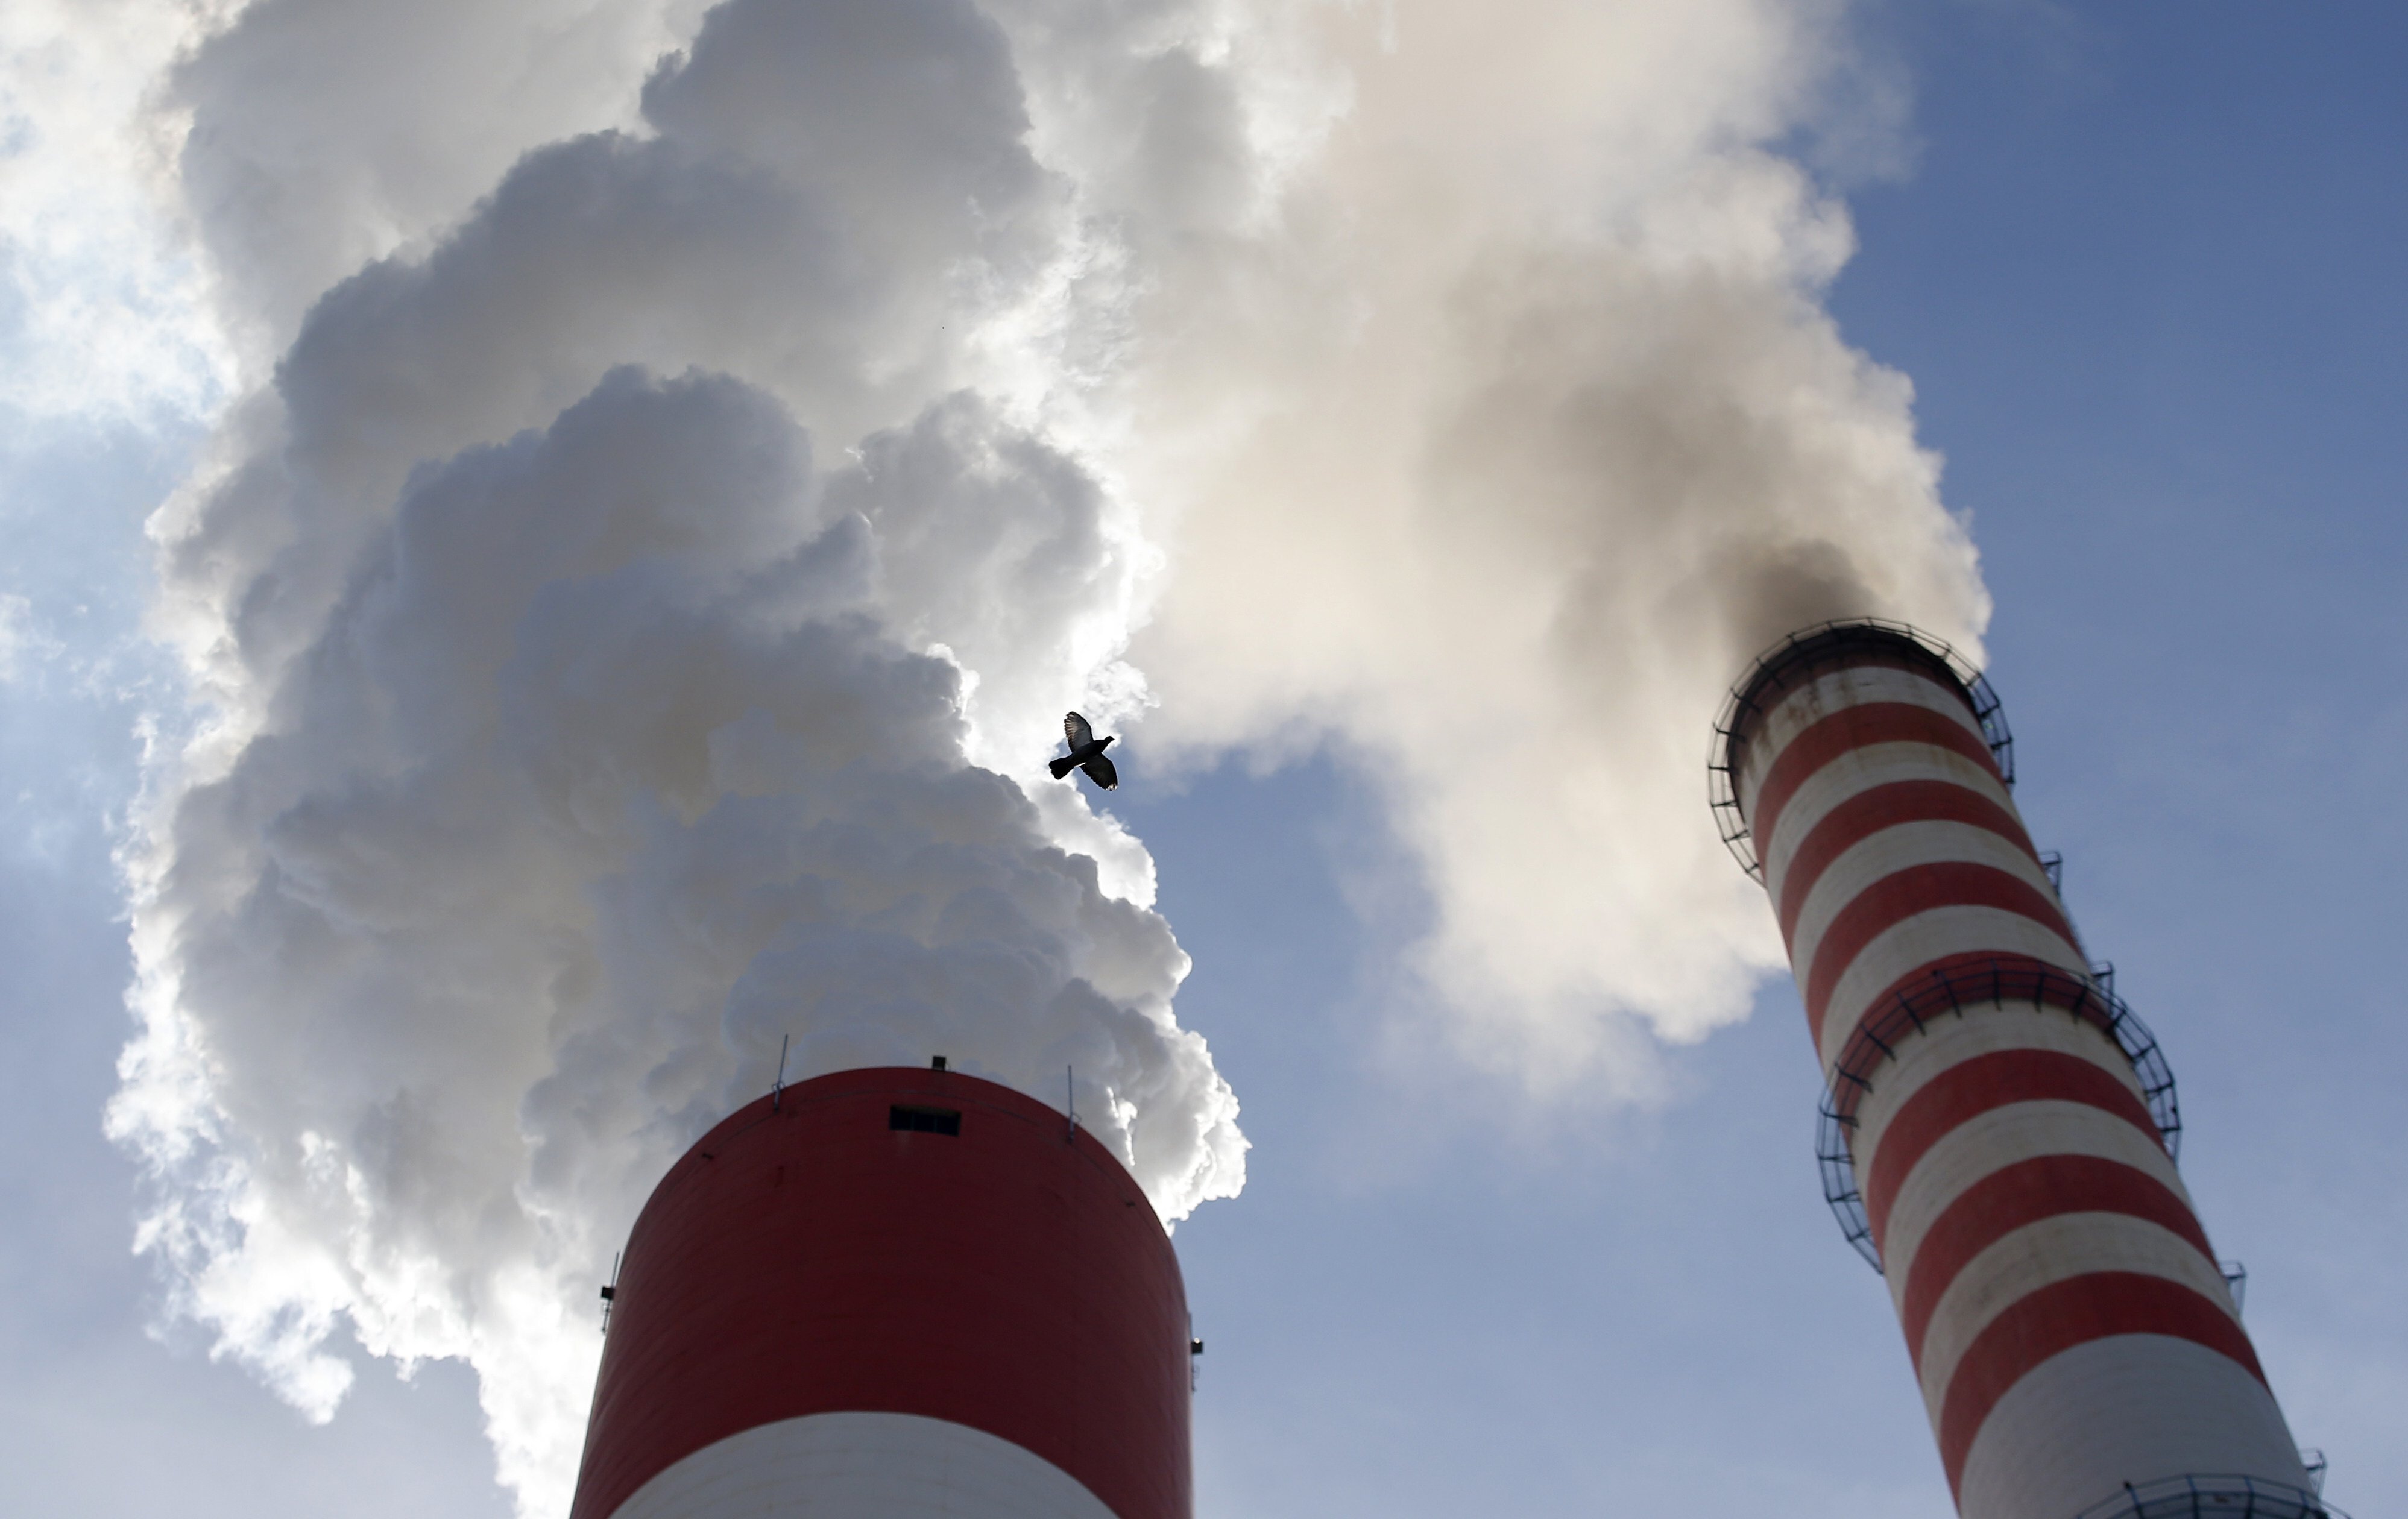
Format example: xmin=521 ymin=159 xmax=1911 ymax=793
xmin=1048 ymin=711 xmax=1118 ymax=791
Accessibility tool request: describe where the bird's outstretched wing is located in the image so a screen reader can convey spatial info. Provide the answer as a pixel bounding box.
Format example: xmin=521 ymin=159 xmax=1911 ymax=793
xmin=1064 ymin=711 xmax=1095 ymax=749
xmin=1080 ymin=753 xmax=1119 ymax=791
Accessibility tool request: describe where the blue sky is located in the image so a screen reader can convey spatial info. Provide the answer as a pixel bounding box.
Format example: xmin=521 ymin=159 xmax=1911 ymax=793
xmin=2 ymin=3 xmax=2403 ymax=1515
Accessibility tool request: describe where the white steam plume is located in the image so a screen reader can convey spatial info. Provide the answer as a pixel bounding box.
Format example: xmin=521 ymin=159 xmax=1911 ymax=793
xmin=1100 ymin=1 xmax=1988 ymax=1089
xmin=87 ymin=0 xmax=1990 ymax=1511
xmin=112 ymin=0 xmax=1243 ymax=1508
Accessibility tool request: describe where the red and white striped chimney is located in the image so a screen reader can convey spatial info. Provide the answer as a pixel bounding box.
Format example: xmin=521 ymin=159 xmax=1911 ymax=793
xmin=1711 ymin=621 xmax=2322 ymax=1519
xmin=568 ymin=1066 xmax=1193 ymax=1519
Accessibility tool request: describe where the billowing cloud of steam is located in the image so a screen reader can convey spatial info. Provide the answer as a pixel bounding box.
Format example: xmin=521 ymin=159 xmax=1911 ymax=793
xmin=84 ymin=0 xmax=1988 ymax=1509
xmin=1103 ymin=2 xmax=1988 ymax=1086
xmin=119 ymin=363 xmax=1233 ymax=1499
xmin=113 ymin=0 xmax=1238 ymax=1506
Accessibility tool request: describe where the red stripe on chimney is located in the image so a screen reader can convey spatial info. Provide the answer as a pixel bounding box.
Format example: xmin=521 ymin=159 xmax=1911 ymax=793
xmin=1748 ymin=702 xmax=2002 ymax=850
xmin=1861 ymin=1047 xmax=2163 ymax=1246
xmin=1897 ymin=1153 xmax=2217 ymax=1365
xmin=1935 ymin=1273 xmax=2265 ymax=1497
xmin=1803 ymin=863 xmax=2078 ymax=1045
xmin=1775 ymin=779 xmax=2042 ymax=942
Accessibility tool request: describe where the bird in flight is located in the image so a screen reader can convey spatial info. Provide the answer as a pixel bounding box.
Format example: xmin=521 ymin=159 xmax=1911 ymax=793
xmin=1049 ymin=711 xmax=1118 ymax=792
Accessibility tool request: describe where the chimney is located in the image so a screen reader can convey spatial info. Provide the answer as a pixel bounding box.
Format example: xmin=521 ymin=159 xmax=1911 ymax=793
xmin=569 ymin=1067 xmax=1190 ymax=1519
xmin=1711 ymin=621 xmax=2322 ymax=1518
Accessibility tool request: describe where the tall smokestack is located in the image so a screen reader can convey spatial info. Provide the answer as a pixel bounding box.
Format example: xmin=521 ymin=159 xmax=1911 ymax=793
xmin=568 ymin=1066 xmax=1192 ymax=1519
xmin=1710 ymin=621 xmax=2325 ymax=1518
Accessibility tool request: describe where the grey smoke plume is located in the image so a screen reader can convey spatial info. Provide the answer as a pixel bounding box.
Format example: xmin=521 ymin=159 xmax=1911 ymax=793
xmin=89 ymin=0 xmax=1988 ymax=1510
